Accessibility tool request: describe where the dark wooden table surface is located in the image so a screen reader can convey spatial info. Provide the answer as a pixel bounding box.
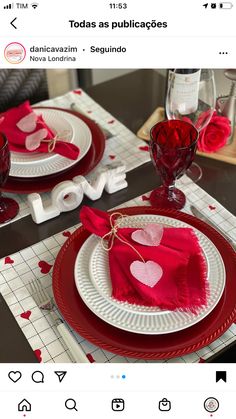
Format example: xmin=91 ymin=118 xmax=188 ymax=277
xmin=1 ymin=69 xmax=235 ymax=363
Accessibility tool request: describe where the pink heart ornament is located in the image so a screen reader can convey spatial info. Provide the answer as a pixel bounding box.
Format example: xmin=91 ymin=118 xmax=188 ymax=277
xmin=131 ymin=224 xmax=163 ymax=247
xmin=25 ymin=128 xmax=48 ymax=151
xmin=16 ymin=112 xmax=38 ymax=133
xmin=130 ymin=260 xmax=163 ymax=288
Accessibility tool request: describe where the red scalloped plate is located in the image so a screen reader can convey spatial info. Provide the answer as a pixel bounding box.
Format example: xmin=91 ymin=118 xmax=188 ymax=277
xmin=53 ymin=207 xmax=236 ymax=359
xmin=3 ymin=108 xmax=105 ymax=193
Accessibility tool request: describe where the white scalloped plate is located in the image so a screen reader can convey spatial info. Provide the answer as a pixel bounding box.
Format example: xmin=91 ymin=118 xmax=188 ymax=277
xmin=74 ymin=214 xmax=225 ymax=334
xmin=10 ymin=108 xmax=92 ymax=178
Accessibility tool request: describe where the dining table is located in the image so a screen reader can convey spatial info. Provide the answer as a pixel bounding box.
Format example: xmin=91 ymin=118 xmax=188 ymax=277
xmin=0 ymin=69 xmax=235 ymax=363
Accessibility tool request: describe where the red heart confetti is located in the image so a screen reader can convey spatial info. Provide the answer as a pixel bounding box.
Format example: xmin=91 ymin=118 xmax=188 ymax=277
xmin=87 ymin=110 xmax=92 ymax=114
xmin=86 ymin=353 xmax=95 ymax=363
xmin=73 ymin=89 xmax=82 ymax=95
xmin=109 ymin=155 xmax=116 ymax=160
xmin=20 ymin=310 xmax=32 ymax=320
xmin=34 ymin=349 xmax=42 ymax=362
xmin=209 ymin=205 xmax=216 ymax=211
xmin=139 ymin=145 xmax=149 ymax=152
xmin=63 ymin=231 xmax=72 ymax=238
xmin=198 ymin=357 xmax=205 ymax=363
xmin=142 ymin=195 xmax=150 ymax=201
xmin=108 ymin=119 xmax=115 ymax=124
xmin=4 ymin=256 xmax=14 ymax=264
xmin=38 ymin=261 xmax=53 ymax=274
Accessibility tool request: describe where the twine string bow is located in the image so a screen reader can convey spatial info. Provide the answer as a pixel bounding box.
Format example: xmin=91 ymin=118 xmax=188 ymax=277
xmin=41 ymin=130 xmax=71 ymax=153
xmin=101 ymin=212 xmax=145 ymax=262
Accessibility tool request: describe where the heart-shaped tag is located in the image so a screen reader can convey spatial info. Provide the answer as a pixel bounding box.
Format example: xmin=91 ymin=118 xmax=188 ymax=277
xmin=25 ymin=128 xmax=48 ymax=151
xmin=131 ymin=224 xmax=163 ymax=247
xmin=130 ymin=260 xmax=163 ymax=288
xmin=16 ymin=112 xmax=38 ymax=133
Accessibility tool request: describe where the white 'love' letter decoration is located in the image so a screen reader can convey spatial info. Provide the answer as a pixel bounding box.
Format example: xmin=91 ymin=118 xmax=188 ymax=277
xmin=28 ymin=163 xmax=127 ymax=224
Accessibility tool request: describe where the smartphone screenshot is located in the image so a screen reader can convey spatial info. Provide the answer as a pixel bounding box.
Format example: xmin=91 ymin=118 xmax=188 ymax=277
xmin=0 ymin=0 xmax=235 ymax=417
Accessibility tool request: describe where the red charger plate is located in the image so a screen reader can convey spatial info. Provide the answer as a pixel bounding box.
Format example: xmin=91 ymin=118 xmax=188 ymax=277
xmin=53 ymin=207 xmax=236 ymax=359
xmin=3 ymin=108 xmax=105 ymax=193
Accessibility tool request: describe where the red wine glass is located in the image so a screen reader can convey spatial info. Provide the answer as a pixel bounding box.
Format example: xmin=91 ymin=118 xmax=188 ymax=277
xmin=0 ymin=133 xmax=19 ymax=223
xmin=149 ymin=120 xmax=199 ymax=210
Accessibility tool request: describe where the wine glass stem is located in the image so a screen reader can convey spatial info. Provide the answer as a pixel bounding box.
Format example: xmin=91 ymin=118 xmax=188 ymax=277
xmin=0 ymin=192 xmax=6 ymax=213
xmin=164 ymin=182 xmax=175 ymax=200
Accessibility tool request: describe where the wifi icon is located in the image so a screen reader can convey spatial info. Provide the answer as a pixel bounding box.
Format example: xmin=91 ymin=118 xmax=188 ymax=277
xmin=31 ymin=2 xmax=38 ymax=8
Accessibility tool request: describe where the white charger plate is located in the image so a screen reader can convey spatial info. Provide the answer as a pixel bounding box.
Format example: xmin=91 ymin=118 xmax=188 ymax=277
xmin=10 ymin=108 xmax=92 ymax=178
xmin=74 ymin=214 xmax=225 ymax=334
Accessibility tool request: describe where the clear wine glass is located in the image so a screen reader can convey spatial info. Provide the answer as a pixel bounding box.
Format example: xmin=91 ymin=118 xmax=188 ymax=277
xmin=166 ymin=69 xmax=216 ymax=182
xmin=0 ymin=133 xmax=19 ymax=223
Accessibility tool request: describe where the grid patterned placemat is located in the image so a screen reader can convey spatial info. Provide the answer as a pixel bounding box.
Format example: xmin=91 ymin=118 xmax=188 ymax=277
xmin=3 ymin=89 xmax=150 ymax=227
xmin=0 ymin=175 xmax=236 ymax=363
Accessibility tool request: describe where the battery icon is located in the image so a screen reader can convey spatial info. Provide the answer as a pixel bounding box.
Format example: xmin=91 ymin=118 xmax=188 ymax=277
xmin=219 ymin=2 xmax=233 ymax=8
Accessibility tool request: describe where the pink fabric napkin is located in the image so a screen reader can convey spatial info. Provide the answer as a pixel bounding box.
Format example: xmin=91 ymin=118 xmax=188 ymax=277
xmin=0 ymin=101 xmax=80 ymax=160
xmin=80 ymin=206 xmax=209 ymax=313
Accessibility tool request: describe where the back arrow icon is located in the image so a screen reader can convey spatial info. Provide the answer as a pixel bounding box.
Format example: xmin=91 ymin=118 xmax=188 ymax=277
xmin=10 ymin=17 xmax=17 ymax=29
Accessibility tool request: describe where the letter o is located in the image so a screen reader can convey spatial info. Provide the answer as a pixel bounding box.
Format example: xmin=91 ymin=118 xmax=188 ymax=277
xmin=51 ymin=181 xmax=83 ymax=212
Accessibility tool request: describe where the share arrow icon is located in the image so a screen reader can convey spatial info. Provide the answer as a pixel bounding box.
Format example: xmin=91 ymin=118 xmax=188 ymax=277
xmin=54 ymin=371 xmax=67 ymax=383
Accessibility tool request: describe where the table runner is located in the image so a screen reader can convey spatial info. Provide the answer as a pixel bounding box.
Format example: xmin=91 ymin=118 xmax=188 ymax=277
xmin=0 ymin=175 xmax=236 ymax=363
xmin=3 ymin=89 xmax=151 ymax=227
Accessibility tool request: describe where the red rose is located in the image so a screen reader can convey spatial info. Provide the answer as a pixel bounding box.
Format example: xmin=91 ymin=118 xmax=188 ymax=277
xmin=197 ymin=111 xmax=231 ymax=153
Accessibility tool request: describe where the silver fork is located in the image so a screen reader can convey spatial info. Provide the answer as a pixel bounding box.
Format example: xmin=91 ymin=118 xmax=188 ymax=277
xmin=190 ymin=205 xmax=236 ymax=251
xmin=28 ymin=280 xmax=89 ymax=363
xmin=70 ymin=102 xmax=114 ymax=140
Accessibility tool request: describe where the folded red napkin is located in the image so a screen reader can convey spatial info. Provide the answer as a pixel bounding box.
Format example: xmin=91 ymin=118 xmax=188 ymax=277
xmin=80 ymin=206 xmax=209 ymax=313
xmin=0 ymin=101 xmax=80 ymax=160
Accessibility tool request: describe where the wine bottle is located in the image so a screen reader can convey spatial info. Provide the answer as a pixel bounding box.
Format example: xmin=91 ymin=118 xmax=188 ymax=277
xmin=168 ymin=69 xmax=201 ymax=115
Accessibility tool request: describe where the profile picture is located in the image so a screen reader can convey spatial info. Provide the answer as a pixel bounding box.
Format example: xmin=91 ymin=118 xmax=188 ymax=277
xmin=4 ymin=42 xmax=26 ymax=64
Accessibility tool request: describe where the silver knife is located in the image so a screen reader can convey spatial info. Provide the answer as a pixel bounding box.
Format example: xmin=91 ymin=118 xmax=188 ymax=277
xmin=190 ymin=205 xmax=236 ymax=251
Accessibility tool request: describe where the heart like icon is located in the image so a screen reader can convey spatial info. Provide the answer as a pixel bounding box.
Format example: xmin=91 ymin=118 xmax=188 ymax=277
xmin=8 ymin=371 xmax=22 ymax=383
xmin=131 ymin=223 xmax=164 ymax=247
xmin=130 ymin=260 xmax=163 ymax=288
